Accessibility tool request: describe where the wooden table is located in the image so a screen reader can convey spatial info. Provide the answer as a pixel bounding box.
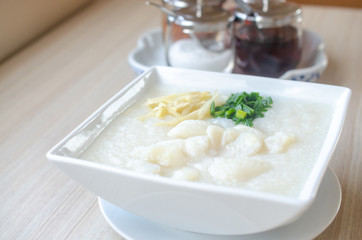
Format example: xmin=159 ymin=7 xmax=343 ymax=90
xmin=1 ymin=1 xmax=361 ymax=239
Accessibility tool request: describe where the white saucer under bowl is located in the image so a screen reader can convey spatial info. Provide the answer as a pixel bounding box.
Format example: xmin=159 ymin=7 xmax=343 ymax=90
xmin=98 ymin=168 xmax=341 ymax=240
xmin=128 ymin=28 xmax=328 ymax=82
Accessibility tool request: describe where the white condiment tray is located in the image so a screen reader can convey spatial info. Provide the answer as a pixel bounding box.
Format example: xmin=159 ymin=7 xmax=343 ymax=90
xmin=128 ymin=28 xmax=328 ymax=82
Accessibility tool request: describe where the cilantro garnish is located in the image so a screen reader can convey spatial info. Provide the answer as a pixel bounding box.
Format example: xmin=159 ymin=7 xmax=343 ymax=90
xmin=210 ymin=92 xmax=273 ymax=127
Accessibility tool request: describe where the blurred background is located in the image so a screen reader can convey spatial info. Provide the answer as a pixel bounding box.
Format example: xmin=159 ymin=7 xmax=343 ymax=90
xmin=293 ymin=0 xmax=362 ymax=8
xmin=0 ymin=0 xmax=361 ymax=63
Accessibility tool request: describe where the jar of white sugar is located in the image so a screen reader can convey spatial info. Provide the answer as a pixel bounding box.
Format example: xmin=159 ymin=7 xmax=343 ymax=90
xmin=164 ymin=0 xmax=235 ymax=72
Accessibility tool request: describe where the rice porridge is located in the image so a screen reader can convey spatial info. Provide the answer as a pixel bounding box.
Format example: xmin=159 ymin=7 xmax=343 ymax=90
xmin=80 ymin=86 xmax=332 ymax=197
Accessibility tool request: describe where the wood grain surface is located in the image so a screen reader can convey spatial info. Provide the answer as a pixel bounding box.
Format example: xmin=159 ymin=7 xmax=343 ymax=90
xmin=0 ymin=1 xmax=361 ymax=239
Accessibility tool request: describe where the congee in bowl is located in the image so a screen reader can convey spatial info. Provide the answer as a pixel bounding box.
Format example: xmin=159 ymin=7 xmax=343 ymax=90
xmin=80 ymin=85 xmax=331 ymax=198
xmin=47 ymin=66 xmax=350 ymax=235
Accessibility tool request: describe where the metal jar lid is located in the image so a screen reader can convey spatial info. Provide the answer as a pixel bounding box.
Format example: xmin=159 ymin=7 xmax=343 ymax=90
xmin=234 ymin=0 xmax=302 ymax=28
xmin=163 ymin=0 xmax=195 ymax=9
xmin=171 ymin=1 xmax=234 ymax=32
xmin=163 ymin=0 xmax=224 ymax=8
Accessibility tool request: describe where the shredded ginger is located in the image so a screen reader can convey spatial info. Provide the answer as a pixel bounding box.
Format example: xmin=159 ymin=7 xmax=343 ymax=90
xmin=139 ymin=91 xmax=219 ymax=126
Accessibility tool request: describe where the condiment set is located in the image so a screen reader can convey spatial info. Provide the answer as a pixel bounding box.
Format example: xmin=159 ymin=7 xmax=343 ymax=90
xmin=147 ymin=0 xmax=303 ymax=78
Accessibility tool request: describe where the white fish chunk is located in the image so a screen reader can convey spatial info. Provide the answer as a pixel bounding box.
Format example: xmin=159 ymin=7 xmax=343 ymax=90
xmin=184 ymin=136 xmax=210 ymax=158
xmin=168 ymin=120 xmax=208 ymax=139
xmin=265 ymin=132 xmax=296 ymax=153
xmin=208 ymin=157 xmax=271 ymax=183
xmin=227 ymin=130 xmax=264 ymax=156
xmin=206 ymin=125 xmax=224 ymax=149
xmin=147 ymin=139 xmax=187 ymax=168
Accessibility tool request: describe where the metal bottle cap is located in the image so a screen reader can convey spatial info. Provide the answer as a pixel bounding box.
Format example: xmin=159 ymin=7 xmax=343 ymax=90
xmin=235 ymin=0 xmax=302 ymax=28
xmin=171 ymin=0 xmax=234 ymax=32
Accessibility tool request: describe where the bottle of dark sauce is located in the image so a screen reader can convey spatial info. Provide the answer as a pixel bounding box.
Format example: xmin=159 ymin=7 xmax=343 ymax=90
xmin=233 ymin=0 xmax=302 ymax=78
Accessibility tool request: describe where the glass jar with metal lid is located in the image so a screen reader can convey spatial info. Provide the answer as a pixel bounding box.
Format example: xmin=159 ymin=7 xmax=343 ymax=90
xmin=233 ymin=0 xmax=303 ymax=78
xmin=164 ymin=0 xmax=235 ymax=72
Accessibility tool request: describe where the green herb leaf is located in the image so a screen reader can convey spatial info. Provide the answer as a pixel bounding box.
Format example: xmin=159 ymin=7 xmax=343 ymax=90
xmin=210 ymin=92 xmax=273 ymax=126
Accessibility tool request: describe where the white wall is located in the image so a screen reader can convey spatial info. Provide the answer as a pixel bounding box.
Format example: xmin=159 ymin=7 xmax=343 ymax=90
xmin=0 ymin=0 xmax=92 ymax=61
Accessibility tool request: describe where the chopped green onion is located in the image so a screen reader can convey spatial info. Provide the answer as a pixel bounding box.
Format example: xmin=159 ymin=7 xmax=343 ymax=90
xmin=236 ymin=109 xmax=247 ymax=120
xmin=210 ymin=91 xmax=273 ymax=127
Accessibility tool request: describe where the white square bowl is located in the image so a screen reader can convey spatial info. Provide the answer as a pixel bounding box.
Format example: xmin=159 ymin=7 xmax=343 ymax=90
xmin=47 ymin=66 xmax=350 ymax=235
